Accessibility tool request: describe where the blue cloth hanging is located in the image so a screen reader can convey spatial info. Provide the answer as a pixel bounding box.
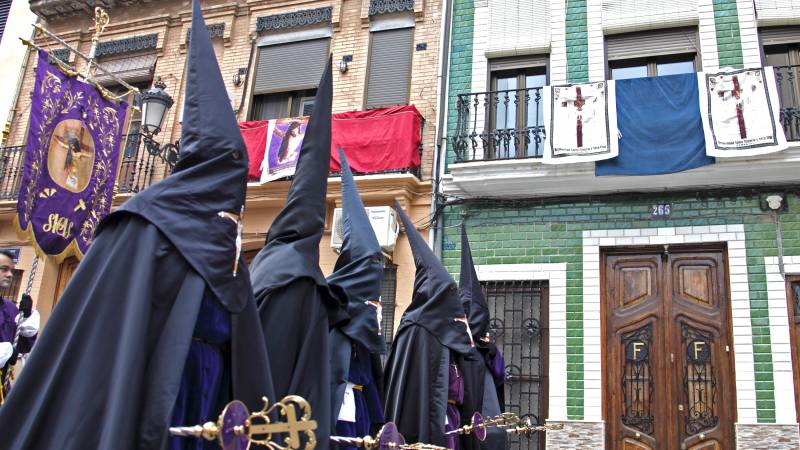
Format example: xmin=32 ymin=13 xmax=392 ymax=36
xmin=596 ymin=73 xmax=714 ymax=176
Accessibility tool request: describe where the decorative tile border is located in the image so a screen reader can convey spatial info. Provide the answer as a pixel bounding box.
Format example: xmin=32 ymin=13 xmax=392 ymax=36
xmin=581 ymin=225 xmax=759 ymax=422
xmin=764 ymin=255 xmax=800 ymax=424
xmin=474 ymin=263 xmax=570 ymax=419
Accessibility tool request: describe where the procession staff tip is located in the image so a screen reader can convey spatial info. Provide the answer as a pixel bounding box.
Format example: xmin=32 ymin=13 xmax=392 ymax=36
xmin=169 ymin=396 xmax=318 ymax=450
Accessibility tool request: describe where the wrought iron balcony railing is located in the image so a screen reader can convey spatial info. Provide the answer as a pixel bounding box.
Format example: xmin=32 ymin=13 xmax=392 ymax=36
xmin=453 ymin=87 xmax=546 ymax=163
xmin=0 ymin=145 xmax=25 ymax=201
xmin=453 ymin=67 xmax=800 ymax=163
xmin=775 ymin=65 xmax=800 ymax=142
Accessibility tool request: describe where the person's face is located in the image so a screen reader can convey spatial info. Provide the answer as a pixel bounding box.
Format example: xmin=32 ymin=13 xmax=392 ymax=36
xmin=0 ymin=255 xmax=14 ymax=290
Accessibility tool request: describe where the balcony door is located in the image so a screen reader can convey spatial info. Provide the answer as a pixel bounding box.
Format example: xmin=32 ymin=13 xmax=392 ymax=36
xmin=488 ymin=57 xmax=547 ymax=160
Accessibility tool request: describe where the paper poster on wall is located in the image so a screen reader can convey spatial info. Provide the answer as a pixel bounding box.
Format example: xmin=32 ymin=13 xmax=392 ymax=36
xmin=542 ymin=80 xmax=618 ymax=164
xmin=698 ymin=67 xmax=787 ymax=157
xmin=260 ymin=116 xmax=309 ymax=182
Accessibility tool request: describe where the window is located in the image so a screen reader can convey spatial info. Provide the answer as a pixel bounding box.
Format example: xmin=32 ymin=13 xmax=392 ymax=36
xmin=488 ymin=56 xmax=548 ymax=158
xmin=250 ymin=38 xmax=329 ymax=120
xmin=606 ymin=28 xmax=699 ymax=79
xmin=380 ymin=262 xmax=398 ymax=348
xmin=365 ymin=27 xmax=414 ymax=109
xmin=761 ymin=26 xmax=800 ymax=140
xmin=481 ymin=280 xmax=548 ymax=450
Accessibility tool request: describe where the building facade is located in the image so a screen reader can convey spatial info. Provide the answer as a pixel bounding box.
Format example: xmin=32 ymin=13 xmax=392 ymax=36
xmin=438 ymin=0 xmax=800 ymax=448
xmin=0 ymin=0 xmax=440 ymax=339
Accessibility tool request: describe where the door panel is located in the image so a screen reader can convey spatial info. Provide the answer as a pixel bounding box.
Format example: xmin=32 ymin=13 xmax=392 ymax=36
xmin=604 ymin=247 xmax=734 ymax=450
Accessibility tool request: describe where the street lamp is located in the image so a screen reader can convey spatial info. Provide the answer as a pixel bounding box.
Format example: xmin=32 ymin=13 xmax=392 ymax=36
xmin=140 ymin=78 xmax=180 ymax=168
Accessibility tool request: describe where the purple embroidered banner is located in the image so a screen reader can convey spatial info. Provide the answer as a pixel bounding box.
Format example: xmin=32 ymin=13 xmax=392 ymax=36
xmin=15 ymin=50 xmax=128 ymax=260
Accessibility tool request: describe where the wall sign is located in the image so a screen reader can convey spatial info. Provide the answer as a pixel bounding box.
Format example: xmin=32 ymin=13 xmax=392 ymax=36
xmin=651 ymin=203 xmax=672 ymax=218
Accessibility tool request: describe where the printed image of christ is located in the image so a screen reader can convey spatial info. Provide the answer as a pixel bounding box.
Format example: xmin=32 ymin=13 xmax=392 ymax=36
xmin=708 ymin=70 xmax=773 ymax=147
xmin=551 ymin=82 xmax=608 ymax=155
xmin=46 ymin=119 xmax=95 ymax=193
xmin=265 ymin=117 xmax=308 ymax=176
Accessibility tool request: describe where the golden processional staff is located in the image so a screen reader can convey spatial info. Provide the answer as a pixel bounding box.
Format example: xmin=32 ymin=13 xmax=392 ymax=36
xmin=169 ymin=396 xmax=446 ymax=450
xmin=445 ymin=412 xmax=564 ymax=442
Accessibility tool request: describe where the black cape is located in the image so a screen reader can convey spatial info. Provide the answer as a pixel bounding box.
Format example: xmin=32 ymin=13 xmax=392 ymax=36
xmin=251 ymin=57 xmax=345 ymax=448
xmin=383 ymin=203 xmax=473 ymax=446
xmin=328 ymin=150 xmax=386 ymax=431
xmin=0 ymin=3 xmax=273 ymax=448
xmin=458 ymin=225 xmax=506 ymax=450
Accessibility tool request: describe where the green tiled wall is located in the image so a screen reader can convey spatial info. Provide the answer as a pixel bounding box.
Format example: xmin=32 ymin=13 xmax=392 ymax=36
xmin=441 ymin=192 xmax=800 ymax=422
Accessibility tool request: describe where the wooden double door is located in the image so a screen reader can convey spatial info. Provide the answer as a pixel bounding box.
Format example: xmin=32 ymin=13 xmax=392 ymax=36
xmin=604 ymin=246 xmax=735 ymax=450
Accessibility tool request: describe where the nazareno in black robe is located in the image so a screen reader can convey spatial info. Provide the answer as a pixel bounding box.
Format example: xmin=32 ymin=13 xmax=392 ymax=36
xmin=327 ymin=149 xmax=387 ymax=438
xmin=250 ymin=57 xmax=348 ymax=449
xmin=0 ymin=3 xmax=273 ymax=448
xmin=383 ymin=203 xmax=475 ymax=447
xmin=458 ymin=225 xmax=507 ymax=450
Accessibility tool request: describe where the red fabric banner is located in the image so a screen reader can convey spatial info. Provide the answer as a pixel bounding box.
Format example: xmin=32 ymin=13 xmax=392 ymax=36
xmin=330 ymin=105 xmax=423 ymax=173
xmin=238 ymin=120 xmax=269 ymax=179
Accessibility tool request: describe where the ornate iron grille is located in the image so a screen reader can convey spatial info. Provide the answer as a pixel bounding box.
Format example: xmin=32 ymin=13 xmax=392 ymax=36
xmin=681 ymin=323 xmax=718 ymax=436
xmin=774 ymin=65 xmax=800 ymax=141
xmin=0 ymin=145 xmax=25 ymax=200
xmin=621 ymin=324 xmax=654 ymax=435
xmin=482 ymin=280 xmax=547 ymax=450
xmin=380 ymin=263 xmax=398 ymax=347
xmin=452 ymin=87 xmax=546 ymax=162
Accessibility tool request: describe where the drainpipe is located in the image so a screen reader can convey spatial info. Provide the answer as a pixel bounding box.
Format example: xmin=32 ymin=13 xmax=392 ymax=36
xmin=430 ymin=0 xmax=454 ymax=258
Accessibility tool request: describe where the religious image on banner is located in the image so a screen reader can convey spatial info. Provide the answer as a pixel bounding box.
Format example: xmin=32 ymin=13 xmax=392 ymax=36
xmin=699 ymin=67 xmax=787 ymax=157
xmin=15 ymin=50 xmax=128 ymax=261
xmin=260 ymin=116 xmax=309 ymax=182
xmin=542 ymin=80 xmax=618 ymax=164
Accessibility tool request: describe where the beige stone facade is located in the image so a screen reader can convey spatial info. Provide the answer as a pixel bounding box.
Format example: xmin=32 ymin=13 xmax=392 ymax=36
xmin=0 ymin=0 xmax=440 ymax=333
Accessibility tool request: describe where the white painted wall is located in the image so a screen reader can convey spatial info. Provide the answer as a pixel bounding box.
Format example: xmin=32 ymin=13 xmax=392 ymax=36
xmin=755 ymin=0 xmax=800 ymax=26
xmin=0 ymin=0 xmax=36 ymax=139
xmin=601 ymin=0 xmax=698 ymax=35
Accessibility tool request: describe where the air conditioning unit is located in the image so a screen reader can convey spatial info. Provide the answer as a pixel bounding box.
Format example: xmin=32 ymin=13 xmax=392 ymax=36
xmin=331 ymin=206 xmax=399 ymax=254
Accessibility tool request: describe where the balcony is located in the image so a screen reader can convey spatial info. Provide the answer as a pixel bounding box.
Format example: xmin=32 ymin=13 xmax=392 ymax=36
xmin=445 ymin=66 xmax=800 ymax=199
xmin=0 ymin=145 xmax=25 ymax=201
xmin=452 ymin=66 xmax=800 ymax=164
xmin=453 ymin=86 xmax=546 ymax=163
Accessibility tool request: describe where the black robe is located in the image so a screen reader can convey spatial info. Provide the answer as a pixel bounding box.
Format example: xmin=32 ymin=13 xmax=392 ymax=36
xmin=383 ymin=325 xmax=452 ymax=446
xmin=0 ymin=215 xmax=271 ymax=450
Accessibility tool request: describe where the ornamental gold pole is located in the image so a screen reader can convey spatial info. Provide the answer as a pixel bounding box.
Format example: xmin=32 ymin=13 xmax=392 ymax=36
xmin=84 ymin=7 xmax=109 ymax=79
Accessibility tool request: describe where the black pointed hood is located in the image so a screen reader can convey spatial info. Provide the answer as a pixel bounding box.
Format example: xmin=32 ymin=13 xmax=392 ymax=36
xmin=250 ymin=56 xmax=346 ymax=320
xmin=459 ymin=224 xmax=490 ymax=346
xmin=109 ymin=0 xmax=250 ymax=312
xmin=327 ymin=149 xmax=386 ymax=354
xmin=395 ymin=202 xmax=473 ymax=355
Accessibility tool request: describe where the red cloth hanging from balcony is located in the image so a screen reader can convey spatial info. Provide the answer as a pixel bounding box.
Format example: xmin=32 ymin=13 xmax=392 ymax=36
xmin=238 ymin=120 xmax=270 ymax=180
xmin=330 ymin=105 xmax=423 ymax=173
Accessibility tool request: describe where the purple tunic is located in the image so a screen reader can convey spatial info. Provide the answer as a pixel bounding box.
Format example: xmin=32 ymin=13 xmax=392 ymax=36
xmin=334 ymin=347 xmax=384 ymax=449
xmin=170 ymin=291 xmax=231 ymax=450
xmin=445 ymin=362 xmax=464 ymax=450
xmin=0 ymin=299 xmax=19 ymax=343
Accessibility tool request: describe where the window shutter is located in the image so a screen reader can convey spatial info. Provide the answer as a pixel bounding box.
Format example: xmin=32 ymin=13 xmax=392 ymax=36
xmin=366 ymin=27 xmax=413 ymax=109
xmin=760 ymin=26 xmax=800 ymax=47
xmin=94 ymin=53 xmax=157 ymax=86
xmin=253 ymin=38 xmax=329 ymax=95
xmin=606 ymin=28 xmax=699 ymax=61
xmin=0 ymin=0 xmax=10 ymax=43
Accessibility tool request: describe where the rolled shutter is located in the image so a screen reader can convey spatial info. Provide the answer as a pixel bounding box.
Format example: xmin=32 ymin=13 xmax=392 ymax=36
xmin=365 ymin=27 xmax=413 ymax=108
xmin=760 ymin=26 xmax=800 ymax=46
xmin=606 ymin=27 xmax=699 ymax=61
xmin=0 ymin=0 xmax=10 ymax=43
xmin=253 ymin=38 xmax=329 ymax=95
xmin=94 ymin=53 xmax=157 ymax=86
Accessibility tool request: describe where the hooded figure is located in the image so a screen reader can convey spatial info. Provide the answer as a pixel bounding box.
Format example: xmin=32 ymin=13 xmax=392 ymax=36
xmin=328 ymin=150 xmax=387 ymax=447
xmin=250 ymin=57 xmax=346 ymax=449
xmin=383 ymin=203 xmax=474 ymax=447
xmin=457 ymin=225 xmax=507 ymax=450
xmin=0 ymin=2 xmax=273 ymax=449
